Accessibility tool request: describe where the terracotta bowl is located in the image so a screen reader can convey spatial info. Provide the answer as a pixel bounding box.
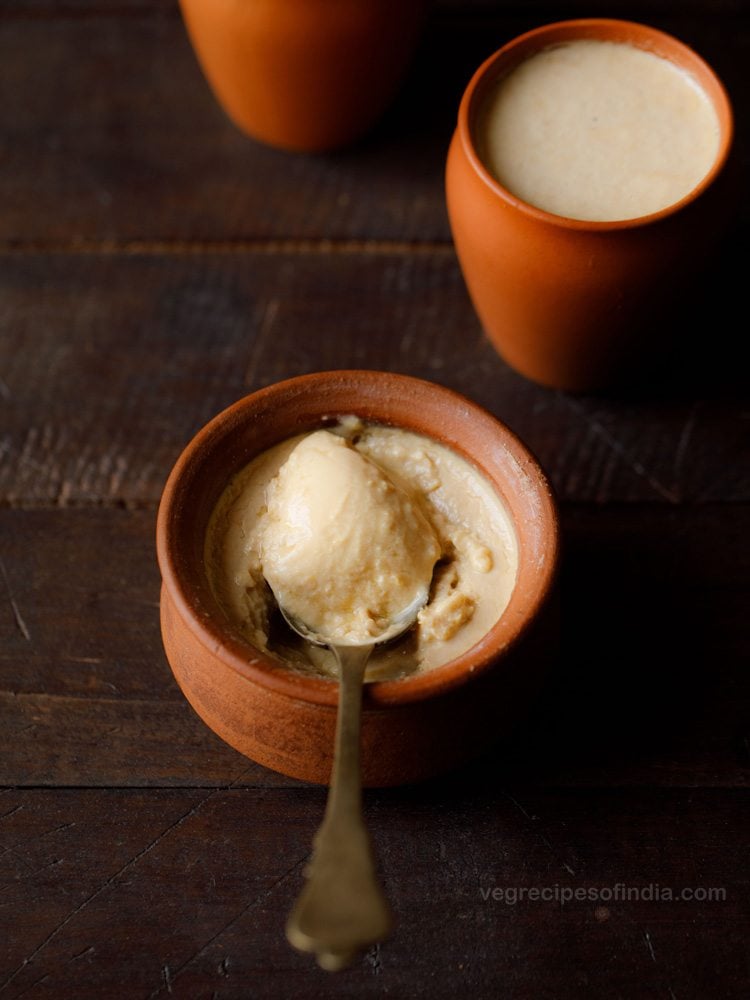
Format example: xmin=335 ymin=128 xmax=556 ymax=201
xmin=178 ymin=0 xmax=429 ymax=153
xmin=446 ymin=19 xmax=735 ymax=391
xmin=156 ymin=371 xmax=559 ymax=786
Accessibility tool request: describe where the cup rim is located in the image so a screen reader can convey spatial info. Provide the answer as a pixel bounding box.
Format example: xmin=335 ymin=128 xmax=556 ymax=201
xmin=457 ymin=17 xmax=735 ymax=232
xmin=156 ymin=371 xmax=559 ymax=708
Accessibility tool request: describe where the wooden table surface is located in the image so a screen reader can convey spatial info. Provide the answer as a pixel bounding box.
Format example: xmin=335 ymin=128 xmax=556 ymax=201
xmin=1 ymin=1 xmax=748 ymax=997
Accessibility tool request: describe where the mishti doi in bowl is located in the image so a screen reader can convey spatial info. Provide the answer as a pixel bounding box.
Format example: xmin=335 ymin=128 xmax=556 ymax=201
xmin=157 ymin=371 xmax=558 ymax=786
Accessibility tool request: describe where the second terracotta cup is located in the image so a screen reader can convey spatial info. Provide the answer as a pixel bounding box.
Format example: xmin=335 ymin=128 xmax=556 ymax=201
xmin=179 ymin=0 xmax=428 ymax=152
xmin=446 ymin=19 xmax=734 ymax=391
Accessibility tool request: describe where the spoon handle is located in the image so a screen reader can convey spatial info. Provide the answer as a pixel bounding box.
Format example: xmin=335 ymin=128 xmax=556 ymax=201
xmin=286 ymin=645 xmax=392 ymax=969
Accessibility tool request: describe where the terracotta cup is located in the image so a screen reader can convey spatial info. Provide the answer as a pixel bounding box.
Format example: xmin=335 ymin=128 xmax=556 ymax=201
xmin=178 ymin=0 xmax=429 ymax=152
xmin=446 ymin=19 xmax=735 ymax=391
xmin=157 ymin=371 xmax=559 ymax=787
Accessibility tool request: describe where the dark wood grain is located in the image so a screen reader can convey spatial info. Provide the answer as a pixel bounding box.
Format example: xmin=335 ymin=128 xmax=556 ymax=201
xmin=1 ymin=506 xmax=746 ymax=789
xmin=1 ymin=2 xmax=748 ymax=997
xmin=1 ymin=787 xmax=747 ymax=999
xmin=0 ymin=2 xmax=746 ymax=245
xmin=1 ymin=250 xmax=747 ymax=507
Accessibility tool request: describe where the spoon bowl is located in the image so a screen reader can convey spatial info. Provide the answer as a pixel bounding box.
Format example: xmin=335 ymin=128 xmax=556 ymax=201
xmin=278 ymin=586 xmax=430 ymax=649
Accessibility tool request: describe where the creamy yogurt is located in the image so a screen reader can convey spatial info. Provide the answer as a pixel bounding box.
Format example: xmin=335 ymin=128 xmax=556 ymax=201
xmin=478 ymin=39 xmax=720 ymax=221
xmin=205 ymin=420 xmax=518 ymax=681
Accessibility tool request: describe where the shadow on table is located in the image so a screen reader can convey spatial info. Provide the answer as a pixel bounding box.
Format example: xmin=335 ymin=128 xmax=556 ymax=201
xmin=586 ymin=223 xmax=746 ymax=405
xmin=385 ymin=504 xmax=739 ymax=805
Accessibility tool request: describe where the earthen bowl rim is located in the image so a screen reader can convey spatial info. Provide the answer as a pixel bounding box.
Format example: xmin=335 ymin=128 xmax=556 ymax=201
xmin=156 ymin=371 xmax=559 ymax=708
xmin=457 ymin=17 xmax=734 ymax=233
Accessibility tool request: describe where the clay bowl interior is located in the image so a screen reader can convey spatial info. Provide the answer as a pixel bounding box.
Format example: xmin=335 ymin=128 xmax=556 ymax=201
xmin=157 ymin=371 xmax=559 ymax=786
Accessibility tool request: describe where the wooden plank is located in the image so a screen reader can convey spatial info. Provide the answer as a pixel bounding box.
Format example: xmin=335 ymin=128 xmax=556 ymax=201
xmin=1 ymin=250 xmax=747 ymax=506
xmin=0 ymin=1 xmax=176 ymax=13
xmin=0 ymin=7 xmax=450 ymax=244
xmin=0 ymin=506 xmax=298 ymax=787
xmin=504 ymin=503 xmax=750 ymax=790
xmin=1 ymin=506 xmax=747 ymax=788
xmin=0 ymin=4 xmax=746 ymax=244
xmin=0 ymin=786 xmax=747 ymax=998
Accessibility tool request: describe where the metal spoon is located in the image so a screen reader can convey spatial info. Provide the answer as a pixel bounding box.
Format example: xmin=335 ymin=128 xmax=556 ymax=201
xmin=277 ymin=591 xmax=428 ymax=971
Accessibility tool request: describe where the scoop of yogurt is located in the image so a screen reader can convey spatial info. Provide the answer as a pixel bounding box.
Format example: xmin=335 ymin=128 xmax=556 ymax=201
xmin=259 ymin=429 xmax=441 ymax=645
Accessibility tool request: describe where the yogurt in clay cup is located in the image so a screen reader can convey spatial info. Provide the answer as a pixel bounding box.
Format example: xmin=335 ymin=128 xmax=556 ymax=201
xmin=446 ymin=19 xmax=735 ymax=391
xmin=157 ymin=372 xmax=559 ymax=786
